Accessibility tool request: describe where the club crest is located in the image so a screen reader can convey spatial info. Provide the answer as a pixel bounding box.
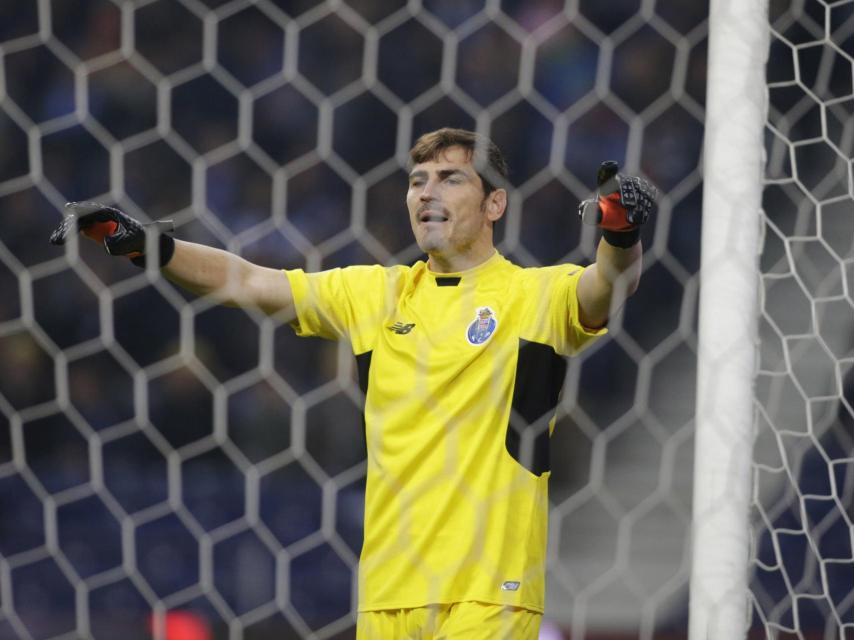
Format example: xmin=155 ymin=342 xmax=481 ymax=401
xmin=466 ymin=307 xmax=497 ymax=346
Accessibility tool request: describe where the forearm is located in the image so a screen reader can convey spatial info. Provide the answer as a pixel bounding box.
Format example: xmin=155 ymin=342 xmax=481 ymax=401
xmin=163 ymin=239 xmax=294 ymax=317
xmin=576 ymin=238 xmax=643 ymax=329
xmin=48 ymin=203 xmax=294 ymax=318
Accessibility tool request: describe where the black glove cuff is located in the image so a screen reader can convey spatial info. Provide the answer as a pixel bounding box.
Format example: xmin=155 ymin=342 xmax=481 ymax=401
xmin=130 ymin=234 xmax=176 ymax=268
xmin=602 ymin=228 xmax=641 ymax=248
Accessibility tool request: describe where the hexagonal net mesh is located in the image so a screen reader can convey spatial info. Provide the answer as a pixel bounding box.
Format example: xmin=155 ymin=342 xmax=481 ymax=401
xmin=748 ymin=1 xmax=854 ymax=638
xmin=0 ymin=0 xmax=848 ymax=639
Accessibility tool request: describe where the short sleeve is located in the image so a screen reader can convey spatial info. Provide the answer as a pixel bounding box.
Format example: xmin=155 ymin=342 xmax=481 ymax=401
xmin=284 ymin=264 xmax=401 ymax=354
xmin=518 ymin=264 xmax=607 ymax=356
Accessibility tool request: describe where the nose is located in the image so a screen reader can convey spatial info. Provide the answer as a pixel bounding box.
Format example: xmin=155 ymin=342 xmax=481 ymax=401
xmin=419 ymin=178 xmax=437 ymax=202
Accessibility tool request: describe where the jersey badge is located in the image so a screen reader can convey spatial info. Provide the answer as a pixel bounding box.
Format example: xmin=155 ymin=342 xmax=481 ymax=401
xmin=466 ymin=307 xmax=497 ymax=345
xmin=501 ymin=581 xmax=521 ymax=591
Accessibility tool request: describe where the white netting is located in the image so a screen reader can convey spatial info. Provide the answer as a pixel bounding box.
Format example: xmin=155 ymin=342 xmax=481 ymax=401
xmin=0 ymin=1 xmax=847 ymax=639
xmin=0 ymin=1 xmax=704 ymax=638
xmin=749 ymin=0 xmax=854 ymax=638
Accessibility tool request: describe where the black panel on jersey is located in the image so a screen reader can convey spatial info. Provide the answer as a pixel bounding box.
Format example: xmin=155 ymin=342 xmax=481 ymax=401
xmin=505 ymin=340 xmax=568 ymax=476
xmin=435 ymin=277 xmax=462 ymax=287
xmin=356 ymin=351 xmax=373 ymax=396
xmin=354 ymin=351 xmax=372 ymax=463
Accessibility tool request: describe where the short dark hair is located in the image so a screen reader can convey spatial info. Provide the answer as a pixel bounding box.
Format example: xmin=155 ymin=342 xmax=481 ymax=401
xmin=409 ymin=128 xmax=509 ymax=195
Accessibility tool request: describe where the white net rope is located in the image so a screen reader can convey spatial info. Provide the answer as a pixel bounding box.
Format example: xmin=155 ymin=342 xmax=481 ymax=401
xmin=0 ymin=1 xmax=845 ymax=639
xmin=750 ymin=0 xmax=854 ymax=637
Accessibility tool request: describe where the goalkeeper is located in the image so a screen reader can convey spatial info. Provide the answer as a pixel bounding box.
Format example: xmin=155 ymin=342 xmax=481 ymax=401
xmin=50 ymin=128 xmax=655 ymax=639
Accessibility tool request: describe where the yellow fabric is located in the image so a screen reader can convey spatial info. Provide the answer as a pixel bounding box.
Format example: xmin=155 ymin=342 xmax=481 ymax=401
xmin=356 ymin=602 xmax=542 ymax=640
xmin=285 ymin=251 xmax=605 ymax=613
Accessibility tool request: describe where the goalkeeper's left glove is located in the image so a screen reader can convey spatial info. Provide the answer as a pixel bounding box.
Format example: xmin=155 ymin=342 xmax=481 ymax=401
xmin=578 ymin=161 xmax=657 ymax=248
xmin=49 ymin=201 xmax=175 ymax=268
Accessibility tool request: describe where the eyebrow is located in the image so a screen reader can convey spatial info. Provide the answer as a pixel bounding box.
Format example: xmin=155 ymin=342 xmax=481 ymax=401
xmin=408 ymin=168 xmax=469 ymax=181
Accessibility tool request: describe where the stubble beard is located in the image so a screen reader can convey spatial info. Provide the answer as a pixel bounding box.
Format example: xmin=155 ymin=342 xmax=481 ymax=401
xmin=416 ymin=227 xmax=448 ymax=256
xmin=412 ymin=196 xmax=489 ymax=258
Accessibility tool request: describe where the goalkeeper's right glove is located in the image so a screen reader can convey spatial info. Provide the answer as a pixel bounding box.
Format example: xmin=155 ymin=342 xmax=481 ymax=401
xmin=49 ymin=201 xmax=175 ymax=268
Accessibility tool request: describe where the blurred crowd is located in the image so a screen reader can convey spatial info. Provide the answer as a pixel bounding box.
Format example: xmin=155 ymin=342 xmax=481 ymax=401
xmin=0 ymin=0 xmax=852 ymax=638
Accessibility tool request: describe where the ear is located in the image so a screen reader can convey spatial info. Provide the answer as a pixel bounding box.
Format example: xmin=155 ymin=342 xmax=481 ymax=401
xmin=484 ymin=188 xmax=507 ymax=223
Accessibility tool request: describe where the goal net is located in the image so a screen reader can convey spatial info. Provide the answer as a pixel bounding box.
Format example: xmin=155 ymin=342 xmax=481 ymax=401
xmin=0 ymin=1 xmax=849 ymax=639
xmin=748 ymin=0 xmax=854 ymax=638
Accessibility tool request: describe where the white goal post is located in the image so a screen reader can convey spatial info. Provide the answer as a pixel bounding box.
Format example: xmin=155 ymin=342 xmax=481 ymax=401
xmin=690 ymin=1 xmax=770 ymax=638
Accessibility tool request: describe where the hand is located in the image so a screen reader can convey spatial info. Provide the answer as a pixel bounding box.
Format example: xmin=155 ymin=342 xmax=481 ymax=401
xmin=49 ymin=201 xmax=175 ymax=267
xmin=578 ymin=161 xmax=657 ymax=246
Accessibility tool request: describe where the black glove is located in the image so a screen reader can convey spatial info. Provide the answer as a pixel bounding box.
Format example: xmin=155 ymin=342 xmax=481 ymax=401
xmin=49 ymin=201 xmax=175 ymax=268
xmin=578 ymin=161 xmax=657 ymax=248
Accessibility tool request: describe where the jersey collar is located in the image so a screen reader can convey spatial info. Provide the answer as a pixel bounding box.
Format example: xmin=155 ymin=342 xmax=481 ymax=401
xmin=426 ymin=250 xmax=504 ymax=284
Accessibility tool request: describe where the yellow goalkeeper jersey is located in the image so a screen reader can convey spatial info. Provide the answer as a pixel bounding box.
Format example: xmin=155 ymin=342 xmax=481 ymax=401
xmin=284 ymin=251 xmax=605 ymax=613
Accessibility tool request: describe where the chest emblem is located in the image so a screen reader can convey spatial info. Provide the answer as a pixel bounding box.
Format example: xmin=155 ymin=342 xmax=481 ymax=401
xmin=466 ymin=307 xmax=498 ymax=346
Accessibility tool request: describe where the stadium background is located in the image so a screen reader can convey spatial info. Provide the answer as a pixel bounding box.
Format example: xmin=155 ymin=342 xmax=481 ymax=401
xmin=0 ymin=0 xmax=852 ymax=639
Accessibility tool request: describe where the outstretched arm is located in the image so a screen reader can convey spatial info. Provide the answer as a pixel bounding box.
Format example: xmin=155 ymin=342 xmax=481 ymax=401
xmin=49 ymin=202 xmax=295 ymax=320
xmin=163 ymin=240 xmax=294 ymax=319
xmin=577 ymin=237 xmax=642 ymax=329
xmin=574 ymin=162 xmax=656 ymax=329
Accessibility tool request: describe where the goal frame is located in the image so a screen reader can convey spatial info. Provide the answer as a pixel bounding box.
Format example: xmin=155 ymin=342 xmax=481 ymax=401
xmin=689 ymin=1 xmax=770 ymax=638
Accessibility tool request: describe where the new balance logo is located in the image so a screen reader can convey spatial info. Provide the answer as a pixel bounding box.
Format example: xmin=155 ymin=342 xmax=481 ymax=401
xmin=388 ymin=322 xmax=415 ymax=335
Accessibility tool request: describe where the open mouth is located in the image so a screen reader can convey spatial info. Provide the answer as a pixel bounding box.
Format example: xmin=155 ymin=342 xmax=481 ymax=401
xmin=418 ymin=209 xmax=449 ymax=223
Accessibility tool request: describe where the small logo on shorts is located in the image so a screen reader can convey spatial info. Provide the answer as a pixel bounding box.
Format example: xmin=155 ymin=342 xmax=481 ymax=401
xmin=501 ymin=581 xmax=521 ymax=591
xmin=466 ymin=307 xmax=497 ymax=345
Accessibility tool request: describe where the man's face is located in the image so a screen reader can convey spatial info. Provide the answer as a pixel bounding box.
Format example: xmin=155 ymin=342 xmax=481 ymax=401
xmin=406 ymin=146 xmax=504 ymax=262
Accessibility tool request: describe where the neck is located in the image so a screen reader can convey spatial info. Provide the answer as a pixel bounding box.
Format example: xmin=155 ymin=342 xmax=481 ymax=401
xmin=427 ymin=246 xmax=496 ymax=273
